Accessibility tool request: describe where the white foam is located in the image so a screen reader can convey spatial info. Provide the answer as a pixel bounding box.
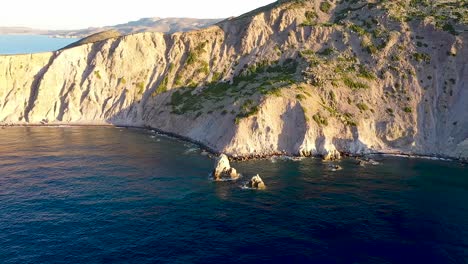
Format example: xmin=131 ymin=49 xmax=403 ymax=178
xmin=184 ymin=148 xmax=199 ymax=154
xmin=270 ymin=156 xmax=305 ymax=163
xmin=208 ymin=173 xmax=242 ymax=182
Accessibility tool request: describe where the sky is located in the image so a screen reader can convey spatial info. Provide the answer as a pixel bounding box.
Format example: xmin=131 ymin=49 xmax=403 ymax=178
xmin=1 ymin=0 xmax=276 ymax=30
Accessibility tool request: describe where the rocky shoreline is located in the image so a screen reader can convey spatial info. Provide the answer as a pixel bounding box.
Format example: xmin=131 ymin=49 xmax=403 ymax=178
xmin=1 ymin=123 xmax=465 ymax=164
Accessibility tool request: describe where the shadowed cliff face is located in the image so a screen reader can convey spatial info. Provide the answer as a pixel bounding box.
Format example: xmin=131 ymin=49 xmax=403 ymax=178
xmin=0 ymin=0 xmax=467 ymax=160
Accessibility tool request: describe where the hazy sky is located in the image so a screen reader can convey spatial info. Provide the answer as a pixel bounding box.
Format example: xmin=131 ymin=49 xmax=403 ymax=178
xmin=1 ymin=0 xmax=276 ymax=30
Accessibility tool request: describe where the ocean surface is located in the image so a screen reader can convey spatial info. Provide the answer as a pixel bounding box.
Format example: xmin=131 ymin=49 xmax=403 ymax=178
xmin=0 ymin=35 xmax=78 ymax=55
xmin=0 ymin=127 xmax=467 ymax=263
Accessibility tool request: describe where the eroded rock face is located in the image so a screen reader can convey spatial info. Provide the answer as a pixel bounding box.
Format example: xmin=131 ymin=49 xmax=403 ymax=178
xmin=0 ymin=0 xmax=466 ymax=161
xmin=213 ymin=154 xmax=240 ymax=181
xmin=323 ymin=150 xmax=341 ymax=161
xmin=247 ymin=174 xmax=266 ymax=190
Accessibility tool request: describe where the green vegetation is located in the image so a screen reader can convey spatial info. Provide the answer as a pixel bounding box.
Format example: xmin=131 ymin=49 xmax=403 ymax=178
xmin=174 ymin=74 xmax=183 ymax=86
xmin=442 ymin=23 xmax=457 ymax=35
xmin=356 ymin=103 xmax=369 ymax=111
xmin=168 ymin=63 xmax=175 ymax=73
xmin=349 ymin=24 xmax=367 ymax=36
xmin=342 ymin=112 xmax=357 ymax=127
xmin=296 ymin=94 xmax=306 ymax=101
xmin=313 ymin=113 xmax=328 ymax=126
xmin=186 ymin=52 xmax=198 ymax=65
xmin=317 ymin=47 xmax=335 ymax=56
xmin=394 ymin=0 xmax=464 ymax=35
xmin=319 ymin=1 xmax=332 ymax=13
xmin=261 ymin=86 xmax=282 ymax=97
xmin=333 ymin=4 xmax=368 ymax=24
xmin=236 ymin=99 xmax=259 ymax=120
xmin=386 ymin=108 xmax=394 ymax=116
xmin=170 ymin=60 xmax=298 ymax=117
xmin=94 ymin=70 xmax=102 ymax=79
xmin=299 ymin=49 xmax=315 ymax=57
xmin=120 ymin=77 xmax=127 ymax=85
xmin=136 ymin=82 xmax=145 ymax=95
xmin=300 ymin=10 xmax=318 ymax=26
xmin=403 ymin=106 xmax=413 ymax=113
xmin=329 ymin=91 xmax=336 ymax=102
xmin=357 ymin=66 xmax=376 ymax=80
xmin=211 ymin=71 xmax=223 ymax=83
xmin=343 ymin=76 xmax=369 ymax=90
xmin=197 ymin=61 xmax=210 ymax=75
xmin=360 ymin=35 xmax=378 ymax=55
xmin=152 ymin=76 xmax=169 ymax=97
xmin=413 ymin=52 xmax=431 ymax=63
xmin=186 ymin=41 xmax=208 ymax=66
xmin=416 ymin=41 xmax=428 ymax=48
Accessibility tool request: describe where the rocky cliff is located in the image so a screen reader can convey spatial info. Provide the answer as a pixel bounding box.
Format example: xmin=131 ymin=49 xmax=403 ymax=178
xmin=1 ymin=0 xmax=467 ymax=160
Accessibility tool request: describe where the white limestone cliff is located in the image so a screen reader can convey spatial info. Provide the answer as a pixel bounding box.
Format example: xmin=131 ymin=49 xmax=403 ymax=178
xmin=0 ymin=0 xmax=466 ymax=160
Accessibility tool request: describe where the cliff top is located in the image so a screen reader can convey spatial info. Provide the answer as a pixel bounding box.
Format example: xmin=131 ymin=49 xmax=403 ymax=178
xmin=62 ymin=30 xmax=122 ymax=49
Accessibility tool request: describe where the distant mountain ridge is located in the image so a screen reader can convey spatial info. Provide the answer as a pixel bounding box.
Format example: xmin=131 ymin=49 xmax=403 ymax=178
xmin=0 ymin=17 xmax=223 ymax=38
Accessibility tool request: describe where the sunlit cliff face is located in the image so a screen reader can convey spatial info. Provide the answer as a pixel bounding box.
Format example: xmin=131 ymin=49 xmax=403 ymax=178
xmin=0 ymin=0 xmax=466 ymax=160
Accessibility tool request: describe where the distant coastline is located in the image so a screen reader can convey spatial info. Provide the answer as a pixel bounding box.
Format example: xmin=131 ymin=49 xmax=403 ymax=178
xmin=0 ymin=17 xmax=222 ymax=39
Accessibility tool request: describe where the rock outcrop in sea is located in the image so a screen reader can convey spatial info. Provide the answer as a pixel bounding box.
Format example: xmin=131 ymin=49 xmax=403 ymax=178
xmin=213 ymin=154 xmax=240 ymax=181
xmin=0 ymin=0 xmax=466 ymax=160
xmin=247 ymin=175 xmax=266 ymax=190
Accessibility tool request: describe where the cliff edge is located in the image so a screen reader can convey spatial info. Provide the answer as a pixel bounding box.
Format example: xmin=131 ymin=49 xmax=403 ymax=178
xmin=0 ymin=0 xmax=467 ymax=160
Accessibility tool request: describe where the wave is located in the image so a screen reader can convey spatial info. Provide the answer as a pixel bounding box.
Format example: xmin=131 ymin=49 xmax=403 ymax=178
xmin=208 ymin=173 xmax=242 ymax=182
xmin=184 ymin=148 xmax=199 ymax=155
xmin=270 ymin=156 xmax=305 ymax=163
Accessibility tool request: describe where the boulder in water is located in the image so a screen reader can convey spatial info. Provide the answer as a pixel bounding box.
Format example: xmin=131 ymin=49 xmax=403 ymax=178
xmin=247 ymin=174 xmax=266 ymax=190
xmin=212 ymin=154 xmax=240 ymax=180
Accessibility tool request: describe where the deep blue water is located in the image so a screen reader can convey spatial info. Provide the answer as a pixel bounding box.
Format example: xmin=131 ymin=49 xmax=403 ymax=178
xmin=0 ymin=35 xmax=78 ymax=55
xmin=0 ymin=127 xmax=467 ymax=263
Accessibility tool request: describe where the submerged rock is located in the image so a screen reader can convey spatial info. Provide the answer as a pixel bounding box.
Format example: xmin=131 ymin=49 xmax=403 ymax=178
xmin=357 ymin=158 xmax=380 ymax=166
xmin=328 ymin=164 xmax=343 ymax=171
xmin=212 ymin=154 xmax=240 ymax=180
xmin=247 ymin=174 xmax=266 ymax=190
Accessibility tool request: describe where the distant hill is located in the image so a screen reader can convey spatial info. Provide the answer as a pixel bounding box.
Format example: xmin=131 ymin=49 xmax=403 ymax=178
xmin=0 ymin=17 xmax=223 ymax=38
xmin=0 ymin=27 xmax=49 ymax=35
xmin=62 ymin=30 xmax=122 ymax=49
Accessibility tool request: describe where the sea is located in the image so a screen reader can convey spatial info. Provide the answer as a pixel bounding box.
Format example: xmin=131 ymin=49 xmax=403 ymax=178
xmin=0 ymin=35 xmax=78 ymax=55
xmin=0 ymin=127 xmax=467 ymax=263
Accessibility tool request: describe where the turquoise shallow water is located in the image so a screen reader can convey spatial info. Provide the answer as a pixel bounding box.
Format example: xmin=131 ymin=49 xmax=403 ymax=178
xmin=0 ymin=127 xmax=467 ymax=263
xmin=0 ymin=35 xmax=78 ymax=54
